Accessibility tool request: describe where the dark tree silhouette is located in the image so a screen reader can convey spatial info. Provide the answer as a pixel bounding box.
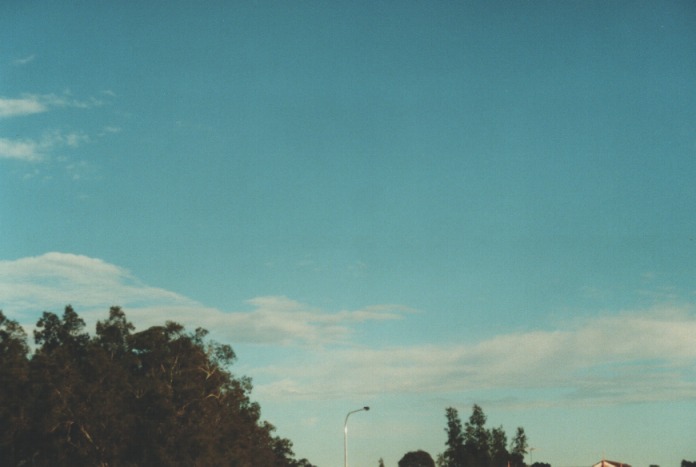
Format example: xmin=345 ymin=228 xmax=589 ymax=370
xmin=0 ymin=306 xmax=316 ymax=467
xmin=441 ymin=405 xmax=529 ymax=467
xmin=399 ymin=449 xmax=436 ymax=467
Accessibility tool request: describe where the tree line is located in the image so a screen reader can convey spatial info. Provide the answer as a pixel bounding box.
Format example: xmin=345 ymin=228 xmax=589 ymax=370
xmin=395 ymin=405 xmax=696 ymax=467
xmin=395 ymin=404 xmax=531 ymax=467
xmin=0 ymin=306 xmax=316 ymax=467
xmin=440 ymin=404 xmax=529 ymax=467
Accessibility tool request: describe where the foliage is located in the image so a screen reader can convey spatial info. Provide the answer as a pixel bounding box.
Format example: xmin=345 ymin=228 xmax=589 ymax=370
xmin=464 ymin=404 xmax=490 ymax=467
xmin=509 ymin=427 xmax=528 ymax=467
xmin=489 ymin=425 xmax=508 ymax=467
xmin=441 ymin=405 xmax=526 ymax=467
xmin=443 ymin=406 xmax=466 ymax=466
xmin=0 ymin=306 xmax=316 ymax=467
xmin=399 ymin=449 xmax=436 ymax=467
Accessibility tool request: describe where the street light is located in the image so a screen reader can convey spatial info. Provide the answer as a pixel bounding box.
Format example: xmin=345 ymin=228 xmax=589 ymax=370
xmin=344 ymin=406 xmax=369 ymax=467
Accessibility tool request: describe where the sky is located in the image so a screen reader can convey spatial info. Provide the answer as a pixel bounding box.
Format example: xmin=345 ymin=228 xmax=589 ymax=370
xmin=1 ymin=1 xmax=696 ymax=466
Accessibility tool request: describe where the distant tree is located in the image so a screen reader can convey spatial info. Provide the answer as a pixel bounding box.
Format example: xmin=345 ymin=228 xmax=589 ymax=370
xmin=509 ymin=427 xmax=528 ymax=467
xmin=463 ymin=404 xmax=490 ymax=467
xmin=489 ymin=425 xmax=509 ymax=467
xmin=682 ymin=461 xmax=696 ymax=467
xmin=531 ymin=462 xmax=551 ymax=467
xmin=399 ymin=450 xmax=436 ymax=467
xmin=379 ymin=457 xmax=386 ymax=467
xmin=292 ymin=460 xmax=317 ymax=467
xmin=443 ymin=407 xmax=466 ymax=467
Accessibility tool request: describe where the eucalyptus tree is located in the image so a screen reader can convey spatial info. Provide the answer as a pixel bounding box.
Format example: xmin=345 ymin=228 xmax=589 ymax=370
xmin=0 ymin=306 xmax=314 ymax=467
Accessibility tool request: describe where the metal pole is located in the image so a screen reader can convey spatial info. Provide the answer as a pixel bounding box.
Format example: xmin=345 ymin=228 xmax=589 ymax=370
xmin=344 ymin=406 xmax=369 ymax=467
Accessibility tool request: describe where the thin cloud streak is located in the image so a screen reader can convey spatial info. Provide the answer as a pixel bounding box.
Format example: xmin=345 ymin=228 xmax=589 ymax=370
xmin=0 ymin=130 xmax=90 ymax=162
xmin=0 ymin=92 xmax=103 ymax=119
xmin=0 ymin=253 xmax=411 ymax=346
xmin=255 ymin=309 xmax=696 ymax=406
xmin=1 ymin=252 xmax=695 ymax=409
xmin=13 ymin=54 xmax=36 ymax=66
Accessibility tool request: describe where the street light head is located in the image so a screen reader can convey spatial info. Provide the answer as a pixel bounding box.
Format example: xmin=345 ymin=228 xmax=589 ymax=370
xmin=363 ymin=406 xmax=370 ymax=411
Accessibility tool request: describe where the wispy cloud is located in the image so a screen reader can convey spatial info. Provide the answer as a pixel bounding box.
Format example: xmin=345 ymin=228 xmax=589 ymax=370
xmin=0 ymin=97 xmax=47 ymax=118
xmin=0 ymin=138 xmax=41 ymax=161
xmin=227 ymin=296 xmax=412 ymax=345
xmin=1 ymin=92 xmax=114 ymax=179
xmin=13 ymin=54 xmax=36 ymax=66
xmin=0 ymin=130 xmax=90 ymax=162
xmin=0 ymin=253 xmax=411 ymax=347
xmin=97 ymin=125 xmax=122 ymax=137
xmin=0 ymin=92 xmax=103 ymax=119
xmin=1 ymin=252 xmax=695 ymax=408
xmin=255 ymin=308 xmax=696 ymax=406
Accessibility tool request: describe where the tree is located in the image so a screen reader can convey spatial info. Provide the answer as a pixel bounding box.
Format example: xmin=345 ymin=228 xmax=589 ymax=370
xmin=463 ymin=404 xmax=490 ymax=467
xmin=489 ymin=425 xmax=509 ymax=467
xmin=441 ymin=404 xmax=529 ymax=467
xmin=443 ymin=407 xmax=466 ymax=467
xmin=379 ymin=458 xmax=386 ymax=467
xmin=0 ymin=311 xmax=30 ymax=465
xmin=509 ymin=427 xmax=528 ymax=467
xmin=27 ymin=306 xmax=95 ymax=465
xmin=682 ymin=461 xmax=696 ymax=467
xmin=1 ymin=306 xmax=314 ymax=467
xmin=399 ymin=450 xmax=436 ymax=467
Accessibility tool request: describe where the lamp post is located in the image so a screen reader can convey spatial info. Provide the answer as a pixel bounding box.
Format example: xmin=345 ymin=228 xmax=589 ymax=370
xmin=344 ymin=406 xmax=369 ymax=467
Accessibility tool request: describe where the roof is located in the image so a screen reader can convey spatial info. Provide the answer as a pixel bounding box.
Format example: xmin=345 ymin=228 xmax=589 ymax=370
xmin=593 ymin=460 xmax=632 ymax=467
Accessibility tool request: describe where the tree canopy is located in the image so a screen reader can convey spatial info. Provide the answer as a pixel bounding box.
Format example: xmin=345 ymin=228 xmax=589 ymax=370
xmin=399 ymin=449 xmax=436 ymax=467
xmin=0 ymin=306 xmax=315 ymax=467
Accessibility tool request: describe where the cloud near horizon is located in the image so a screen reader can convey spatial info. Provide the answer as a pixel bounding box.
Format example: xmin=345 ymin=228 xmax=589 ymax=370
xmin=254 ymin=307 xmax=696 ymax=406
xmin=0 ymin=253 xmax=411 ymax=346
xmin=1 ymin=252 xmax=695 ymax=408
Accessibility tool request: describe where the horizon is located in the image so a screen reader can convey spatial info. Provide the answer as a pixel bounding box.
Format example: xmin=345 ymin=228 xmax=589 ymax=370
xmin=2 ymin=1 xmax=696 ymax=466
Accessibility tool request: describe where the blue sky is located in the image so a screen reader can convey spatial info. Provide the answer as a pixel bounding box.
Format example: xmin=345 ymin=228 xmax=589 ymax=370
xmin=2 ymin=1 xmax=696 ymax=465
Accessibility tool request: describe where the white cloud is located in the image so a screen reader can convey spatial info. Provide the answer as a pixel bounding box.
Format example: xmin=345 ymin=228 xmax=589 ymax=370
xmin=223 ymin=297 xmax=411 ymax=346
xmin=0 ymin=253 xmax=411 ymax=347
xmin=0 ymin=92 xmax=103 ymax=119
xmin=1 ymin=91 xmax=110 ymax=180
xmin=0 ymin=138 xmax=41 ymax=161
xmin=1 ymin=252 xmax=695 ymax=408
xmin=0 ymin=97 xmax=47 ymax=118
xmin=253 ymin=308 xmax=696 ymax=406
xmin=33 ymin=92 xmax=103 ymax=110
xmin=0 ymin=131 xmax=90 ymax=163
